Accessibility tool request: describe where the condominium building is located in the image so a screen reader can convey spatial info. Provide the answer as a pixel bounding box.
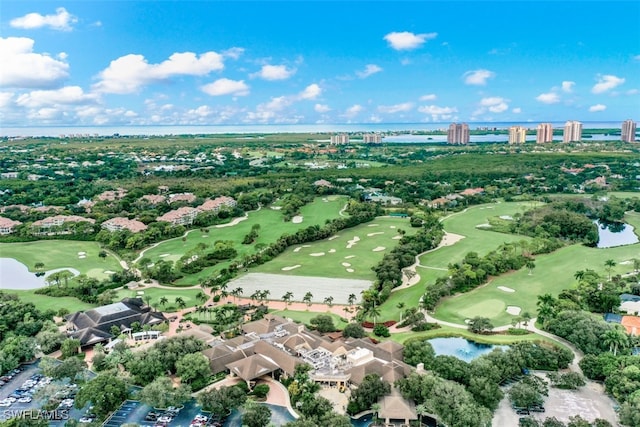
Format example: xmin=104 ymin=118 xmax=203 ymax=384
xmin=330 ymin=134 xmax=350 ymax=145
xmin=508 ymin=126 xmax=527 ymax=144
xmin=447 ymin=123 xmax=470 ymax=144
xmin=563 ymin=121 xmax=582 ymax=143
xmin=156 ymin=206 xmax=199 ymax=226
xmin=536 ymin=123 xmax=554 ymax=144
xmin=362 ymin=133 xmax=382 ymax=144
xmin=0 ymin=217 xmax=22 ymax=235
xmin=621 ymin=119 xmax=637 ymax=143
xmin=101 ymin=217 xmax=148 ymax=233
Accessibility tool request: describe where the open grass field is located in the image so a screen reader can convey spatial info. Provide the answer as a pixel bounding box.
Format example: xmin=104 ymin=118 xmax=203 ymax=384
xmin=434 ymin=239 xmax=640 ymax=327
xmin=8 ymin=290 xmax=95 ymax=313
xmin=251 ymin=216 xmax=416 ymax=280
xmin=115 ymin=286 xmax=201 ymax=312
xmin=142 ymin=196 xmax=349 ymax=285
xmin=0 ymin=240 xmax=122 ymax=280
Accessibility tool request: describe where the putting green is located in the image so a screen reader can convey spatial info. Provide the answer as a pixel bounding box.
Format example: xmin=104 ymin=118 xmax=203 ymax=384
xmin=455 ymin=298 xmax=506 ymax=319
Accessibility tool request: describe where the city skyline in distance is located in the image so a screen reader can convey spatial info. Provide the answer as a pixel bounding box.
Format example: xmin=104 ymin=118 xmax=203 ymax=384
xmin=1 ymin=1 xmax=639 ymax=129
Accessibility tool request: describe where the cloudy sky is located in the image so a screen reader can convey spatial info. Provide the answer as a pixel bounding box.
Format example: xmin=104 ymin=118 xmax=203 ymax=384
xmin=1 ymin=1 xmax=639 ymax=128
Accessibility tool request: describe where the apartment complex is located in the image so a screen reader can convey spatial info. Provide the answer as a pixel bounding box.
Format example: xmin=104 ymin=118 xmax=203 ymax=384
xmin=330 ymin=134 xmax=350 ymax=145
xmin=0 ymin=217 xmax=22 ymax=235
xmin=508 ymin=126 xmax=527 ymax=144
xmin=621 ymin=119 xmax=637 ymax=143
xmin=536 ymin=123 xmax=554 ymax=143
xmin=563 ymin=121 xmax=582 ymax=143
xmin=447 ymin=123 xmax=470 ymax=144
xmin=31 ymin=215 xmax=96 ymax=235
xmin=362 ymin=133 xmax=382 ymax=144
xmin=101 ymin=217 xmax=148 ymax=233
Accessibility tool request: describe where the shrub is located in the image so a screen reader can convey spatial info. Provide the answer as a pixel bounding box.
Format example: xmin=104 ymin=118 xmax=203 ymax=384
xmin=251 ymin=384 xmax=270 ymax=399
xmin=373 ymin=324 xmax=390 ymax=337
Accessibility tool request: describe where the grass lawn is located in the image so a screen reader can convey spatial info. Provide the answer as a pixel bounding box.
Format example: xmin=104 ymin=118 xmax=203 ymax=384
xmin=270 ymin=308 xmax=349 ymax=330
xmin=251 ymin=216 xmax=416 ymax=280
xmin=378 ymin=266 xmax=443 ymax=321
xmin=115 ymin=287 xmax=201 ymax=312
xmin=0 ymin=240 xmax=122 ymax=280
xmin=434 ymin=240 xmax=640 ymax=326
xmin=8 ymin=290 xmax=95 ymax=313
xmin=142 ymin=196 xmax=348 ymax=285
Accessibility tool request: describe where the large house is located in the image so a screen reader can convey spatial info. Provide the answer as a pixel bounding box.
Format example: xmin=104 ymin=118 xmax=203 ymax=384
xmin=31 ymin=215 xmax=95 ymax=236
xmin=156 ymin=206 xmax=199 ymax=226
xmin=65 ymin=298 xmax=166 ymax=347
xmin=101 ymin=217 xmax=148 ymax=233
xmin=0 ymin=216 xmax=22 ymax=235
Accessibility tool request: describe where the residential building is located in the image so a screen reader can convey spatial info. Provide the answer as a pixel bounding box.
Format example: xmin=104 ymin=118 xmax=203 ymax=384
xmin=101 ymin=217 xmax=148 ymax=233
xmin=197 ymin=196 xmax=237 ymax=213
xmin=141 ymin=194 xmax=166 ymax=205
xmin=508 ymin=126 xmax=527 ymax=144
xmin=168 ymin=192 xmax=197 ymax=204
xmin=621 ymin=119 xmax=636 ymax=143
xmin=447 ymin=123 xmax=470 ymax=144
xmin=563 ymin=121 xmax=582 ymax=143
xmin=96 ymin=188 xmax=127 ymax=201
xmin=156 ymin=206 xmax=199 ymax=226
xmin=330 ymin=134 xmax=349 ymax=145
xmin=536 ymin=123 xmax=554 ymax=143
xmin=0 ymin=217 xmax=22 ymax=235
xmin=31 ymin=215 xmax=95 ymax=235
xmin=362 ymin=133 xmax=382 ymax=144
xmin=65 ymin=297 xmax=166 ymax=347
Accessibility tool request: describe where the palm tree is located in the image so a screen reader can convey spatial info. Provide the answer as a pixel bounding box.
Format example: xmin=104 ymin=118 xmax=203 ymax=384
xmin=371 ymin=403 xmax=381 ymax=425
xmin=633 ymin=258 xmax=640 ymax=276
xmin=196 ymin=291 xmax=207 ymax=305
xmin=34 ymin=262 xmax=45 ymax=271
xmin=397 ymin=302 xmax=406 ymax=322
xmin=416 ymin=404 xmax=429 ymax=426
xmin=282 ymin=291 xmax=294 ymax=306
xmin=175 ymin=297 xmax=186 ymax=310
xmin=604 ymin=259 xmax=616 ymax=281
xmin=602 ymin=327 xmax=628 ymax=356
xmin=574 ymin=270 xmax=585 ymax=282
xmin=525 ymin=259 xmax=536 ymax=275
xmin=143 ymin=295 xmax=153 ymax=310
xmin=260 ymin=289 xmax=270 ymax=302
xmin=348 ymin=293 xmax=357 ymax=308
xmin=302 ymin=292 xmax=313 ymax=307
xmin=323 ymin=296 xmax=334 ymax=308
xmin=231 ymin=287 xmax=243 ymax=303
xmin=159 ymin=296 xmax=168 ymax=308
xmin=366 ymin=304 xmax=381 ymax=325
xmin=250 ymin=290 xmax=261 ymax=304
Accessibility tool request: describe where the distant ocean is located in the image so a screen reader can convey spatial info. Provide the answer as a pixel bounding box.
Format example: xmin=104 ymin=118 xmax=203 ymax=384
xmin=0 ymin=121 xmax=629 ymax=138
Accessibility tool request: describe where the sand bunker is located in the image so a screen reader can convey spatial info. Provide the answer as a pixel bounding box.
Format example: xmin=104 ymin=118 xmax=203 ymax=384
xmin=619 ymin=260 xmax=632 ymax=265
xmin=345 ymin=255 xmax=355 ymax=259
xmin=346 ymin=236 xmax=361 ymax=249
xmin=292 ymin=215 xmax=304 ymax=224
xmin=498 ymin=286 xmax=515 ymax=293
xmin=367 ymin=232 xmax=384 ymax=237
xmin=271 ymin=206 xmax=282 ymax=210
xmin=506 ymin=306 xmax=521 ymax=315
xmin=328 ymin=235 xmax=339 ymax=241
xmin=500 ymin=215 xmax=513 ymax=220
xmin=390 ymin=226 xmax=396 ymax=229
xmin=341 ymin=262 xmax=351 ymax=267
xmin=103 ymin=270 xmax=115 ymax=274
xmin=282 ymin=265 xmax=301 ymax=271
xmin=310 ymin=252 xmax=325 ymax=257
xmin=78 ymin=255 xmax=86 ymax=259
xmin=293 ymin=247 xmax=303 ymax=253
xmin=346 ymin=268 xmax=354 ymax=273
xmin=392 ymin=235 xmax=402 ymax=240
xmin=372 ymin=246 xmax=386 ymax=252
xmin=159 ymin=254 xmax=170 ymax=258
xmin=476 ymin=223 xmax=492 ymax=228
xmin=215 ymin=215 xmax=248 ymax=228
xmin=77 ymin=252 xmax=86 ymax=255
xmin=367 ymin=224 xmax=379 ymax=227
xmin=328 ymin=249 xmax=336 ymax=253
xmin=303 ymin=245 xmax=311 ymax=248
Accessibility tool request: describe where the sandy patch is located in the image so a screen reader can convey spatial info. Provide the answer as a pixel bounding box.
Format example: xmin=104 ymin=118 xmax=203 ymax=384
xmin=159 ymin=254 xmax=170 ymax=258
xmin=328 ymin=249 xmax=336 ymax=253
xmin=103 ymin=270 xmax=115 ymax=274
xmin=499 ymin=215 xmax=513 ymax=220
xmin=506 ymin=306 xmax=521 ymax=315
xmin=328 ymin=235 xmax=339 ymax=241
xmin=367 ymin=232 xmax=384 ymax=237
xmin=271 ymin=206 xmax=282 ymax=210
xmin=292 ymin=215 xmax=303 ymax=224
xmin=498 ymin=286 xmax=515 ymax=293
xmin=619 ymin=260 xmax=632 ymax=265
xmin=78 ymin=255 xmax=86 ymax=259
xmin=346 ymin=268 xmax=354 ymax=273
xmin=282 ymin=265 xmax=301 ymax=271
xmin=367 ymin=224 xmax=379 ymax=227
xmin=293 ymin=247 xmax=303 ymax=253
xmin=392 ymin=235 xmax=402 ymax=240
xmin=77 ymin=252 xmax=86 ymax=256
xmin=346 ymin=236 xmax=361 ymax=249
xmin=390 ymin=226 xmax=396 ymax=229
xmin=215 ymin=215 xmax=248 ymax=228
xmin=341 ymin=262 xmax=351 ymax=267
xmin=476 ymin=223 xmax=492 ymax=228
xmin=310 ymin=252 xmax=325 ymax=257
xmin=372 ymin=246 xmax=386 ymax=252
xmin=303 ymin=245 xmax=311 ymax=248
xmin=345 ymin=255 xmax=355 ymax=259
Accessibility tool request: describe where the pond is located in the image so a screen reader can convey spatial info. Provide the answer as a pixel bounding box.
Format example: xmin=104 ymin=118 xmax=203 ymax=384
xmin=223 ymin=403 xmax=295 ymax=427
xmin=428 ymin=337 xmax=507 ymax=362
xmin=595 ymin=220 xmax=639 ymax=248
xmin=0 ymin=257 xmax=80 ymax=290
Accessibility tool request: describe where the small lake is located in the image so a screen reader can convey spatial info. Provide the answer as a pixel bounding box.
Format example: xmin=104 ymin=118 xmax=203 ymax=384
xmin=595 ymin=220 xmax=639 ymax=248
xmin=0 ymin=257 xmax=80 ymax=290
xmin=428 ymin=337 xmax=507 ymax=362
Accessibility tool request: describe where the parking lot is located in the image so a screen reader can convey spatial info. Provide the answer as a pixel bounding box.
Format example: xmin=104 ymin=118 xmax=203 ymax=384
xmin=104 ymin=399 xmax=222 ymax=427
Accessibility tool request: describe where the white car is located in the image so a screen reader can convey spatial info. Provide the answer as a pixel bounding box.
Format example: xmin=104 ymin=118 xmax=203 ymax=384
xmin=0 ymin=399 xmax=12 ymax=407
xmin=17 ymin=396 xmax=32 ymax=403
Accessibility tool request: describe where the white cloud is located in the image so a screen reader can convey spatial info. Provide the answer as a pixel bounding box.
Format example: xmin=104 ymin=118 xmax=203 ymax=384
xmin=419 ymin=94 xmax=437 ymax=101
xmin=251 ymin=64 xmax=296 ymax=81
xmin=512 ymin=107 xmax=522 ymax=114
xmin=356 ymin=64 xmax=382 ymax=79
xmin=10 ymin=7 xmax=77 ymax=31
xmin=536 ymin=92 xmax=560 ymax=104
xmin=0 ymin=37 xmax=69 ymax=88
xmin=377 ymin=102 xmax=414 ymax=114
xmin=222 ymin=47 xmax=244 ymax=60
xmin=418 ymin=105 xmax=457 ymax=115
xmin=561 ymin=81 xmax=575 ymax=93
xmin=463 ymin=69 xmax=495 ymax=85
xmin=201 ymin=78 xmax=249 ymax=96
xmin=15 ymin=86 xmax=99 ymax=108
xmin=589 ymin=104 xmax=607 ymax=112
xmin=344 ymin=104 xmax=363 ymax=117
xmin=299 ymin=83 xmax=321 ymax=100
xmin=383 ymin=31 xmax=437 ymax=50
xmin=0 ymin=92 xmax=14 ymax=109
xmin=479 ymin=97 xmax=508 ymax=113
xmin=314 ymin=104 xmax=331 ymax=113
xmin=627 ymin=89 xmax=639 ymax=95
xmin=592 ymin=74 xmax=625 ymax=94
xmin=93 ymin=51 xmax=225 ymax=94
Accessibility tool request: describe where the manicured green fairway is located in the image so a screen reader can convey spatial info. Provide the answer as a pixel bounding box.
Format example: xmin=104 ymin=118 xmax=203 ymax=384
xmin=251 ymin=216 xmax=416 ymax=280
xmin=0 ymin=240 xmax=122 ymax=280
xmin=115 ymin=287 xmax=201 ymax=312
xmin=8 ymin=290 xmax=95 ymax=313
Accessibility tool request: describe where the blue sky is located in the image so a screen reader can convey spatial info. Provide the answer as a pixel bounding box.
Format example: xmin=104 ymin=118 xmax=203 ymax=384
xmin=1 ymin=1 xmax=639 ymax=128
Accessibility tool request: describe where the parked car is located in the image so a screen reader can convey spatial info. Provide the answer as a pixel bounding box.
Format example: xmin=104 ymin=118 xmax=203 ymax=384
xmin=17 ymin=396 xmax=32 ymax=403
xmin=529 ymin=405 xmax=545 ymax=412
xmin=515 ymin=409 xmax=530 ymax=415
